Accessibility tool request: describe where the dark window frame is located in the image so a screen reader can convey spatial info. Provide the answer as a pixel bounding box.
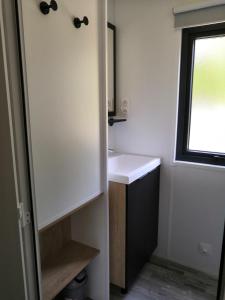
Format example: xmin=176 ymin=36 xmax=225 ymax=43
xmin=176 ymin=22 xmax=225 ymax=166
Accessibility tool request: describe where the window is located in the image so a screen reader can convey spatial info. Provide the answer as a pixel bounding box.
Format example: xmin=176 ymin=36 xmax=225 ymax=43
xmin=176 ymin=23 xmax=225 ymax=166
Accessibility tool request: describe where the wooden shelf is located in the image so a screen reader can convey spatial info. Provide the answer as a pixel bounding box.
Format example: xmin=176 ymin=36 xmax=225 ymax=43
xmin=42 ymin=240 xmax=99 ymax=300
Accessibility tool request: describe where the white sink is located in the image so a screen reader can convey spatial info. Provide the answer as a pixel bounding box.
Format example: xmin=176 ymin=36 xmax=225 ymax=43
xmin=108 ymin=152 xmax=161 ymax=184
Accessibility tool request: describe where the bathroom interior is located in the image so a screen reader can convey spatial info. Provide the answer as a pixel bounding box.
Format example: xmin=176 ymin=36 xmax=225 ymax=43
xmin=1 ymin=0 xmax=225 ymax=300
xmin=107 ymin=0 xmax=225 ymax=299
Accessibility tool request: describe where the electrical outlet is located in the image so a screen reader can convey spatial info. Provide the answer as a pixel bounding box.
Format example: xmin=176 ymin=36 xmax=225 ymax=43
xmin=199 ymin=242 xmax=213 ymax=256
xmin=120 ymin=98 xmax=129 ymax=117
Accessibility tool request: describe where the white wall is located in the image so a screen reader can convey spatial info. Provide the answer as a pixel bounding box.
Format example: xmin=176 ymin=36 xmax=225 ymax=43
xmin=108 ymin=0 xmax=115 ymax=24
xmin=109 ymin=0 xmax=225 ymax=277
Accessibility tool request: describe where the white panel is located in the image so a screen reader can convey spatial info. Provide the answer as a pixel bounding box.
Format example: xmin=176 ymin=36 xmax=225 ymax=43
xmin=21 ymin=0 xmax=102 ymax=229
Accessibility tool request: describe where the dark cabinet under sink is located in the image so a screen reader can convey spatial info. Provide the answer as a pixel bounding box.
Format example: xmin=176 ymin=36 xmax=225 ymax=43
xmin=109 ymin=167 xmax=160 ymax=292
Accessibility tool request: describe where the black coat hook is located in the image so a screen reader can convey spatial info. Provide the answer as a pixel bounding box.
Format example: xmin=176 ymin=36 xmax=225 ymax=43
xmin=73 ymin=16 xmax=89 ymax=29
xmin=40 ymin=0 xmax=58 ymax=15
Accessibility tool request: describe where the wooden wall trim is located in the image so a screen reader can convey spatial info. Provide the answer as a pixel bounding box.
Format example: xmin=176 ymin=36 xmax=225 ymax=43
xmin=109 ymin=182 xmax=126 ymax=288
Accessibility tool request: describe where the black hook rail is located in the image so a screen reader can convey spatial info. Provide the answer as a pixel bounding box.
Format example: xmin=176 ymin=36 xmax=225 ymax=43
xmin=73 ymin=16 xmax=89 ymax=29
xmin=40 ymin=0 xmax=58 ymax=15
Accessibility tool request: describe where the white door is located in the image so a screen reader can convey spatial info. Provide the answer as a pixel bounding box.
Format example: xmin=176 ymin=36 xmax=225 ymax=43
xmin=20 ymin=0 xmax=103 ymax=230
xmin=0 ymin=1 xmax=39 ymax=299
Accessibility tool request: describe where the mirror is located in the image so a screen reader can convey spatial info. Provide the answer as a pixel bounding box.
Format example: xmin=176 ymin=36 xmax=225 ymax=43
xmin=108 ymin=22 xmax=116 ymax=116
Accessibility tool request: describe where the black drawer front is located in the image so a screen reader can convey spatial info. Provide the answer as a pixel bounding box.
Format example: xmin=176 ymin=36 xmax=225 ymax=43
xmin=126 ymin=167 xmax=160 ymax=290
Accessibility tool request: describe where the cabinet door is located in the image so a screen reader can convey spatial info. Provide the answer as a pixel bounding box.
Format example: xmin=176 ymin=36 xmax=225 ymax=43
xmin=21 ymin=0 xmax=102 ymax=229
xmin=109 ymin=182 xmax=126 ymax=288
xmin=126 ymin=167 xmax=160 ymax=289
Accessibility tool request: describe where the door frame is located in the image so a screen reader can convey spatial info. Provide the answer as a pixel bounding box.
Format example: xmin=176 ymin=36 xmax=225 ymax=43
xmin=218 ymin=222 xmax=225 ymax=300
xmin=0 ymin=0 xmax=40 ymax=299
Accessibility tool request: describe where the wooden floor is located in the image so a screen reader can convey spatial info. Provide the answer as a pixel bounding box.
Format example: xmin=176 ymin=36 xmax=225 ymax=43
xmin=110 ymin=261 xmax=218 ymax=300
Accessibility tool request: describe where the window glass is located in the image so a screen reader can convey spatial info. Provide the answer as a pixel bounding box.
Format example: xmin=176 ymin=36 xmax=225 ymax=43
xmin=188 ymin=36 xmax=225 ymax=153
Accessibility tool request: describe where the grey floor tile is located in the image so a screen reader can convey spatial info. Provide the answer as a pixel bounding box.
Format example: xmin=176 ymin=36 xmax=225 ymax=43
xmin=110 ymin=262 xmax=218 ymax=300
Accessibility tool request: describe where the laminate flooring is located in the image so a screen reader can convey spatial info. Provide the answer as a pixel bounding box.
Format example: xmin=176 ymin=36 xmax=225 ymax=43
xmin=110 ymin=261 xmax=218 ymax=300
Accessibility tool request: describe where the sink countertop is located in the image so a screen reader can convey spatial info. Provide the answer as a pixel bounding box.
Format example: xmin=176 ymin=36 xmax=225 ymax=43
xmin=108 ymin=152 xmax=161 ymax=184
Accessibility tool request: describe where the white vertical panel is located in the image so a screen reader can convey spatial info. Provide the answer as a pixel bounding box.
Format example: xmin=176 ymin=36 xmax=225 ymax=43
xmin=21 ymin=0 xmax=102 ymax=229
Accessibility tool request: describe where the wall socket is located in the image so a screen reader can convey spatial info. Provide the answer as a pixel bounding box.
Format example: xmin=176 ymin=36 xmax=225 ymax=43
xmin=198 ymin=242 xmax=213 ymax=256
xmin=120 ymin=99 xmax=129 ymax=117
